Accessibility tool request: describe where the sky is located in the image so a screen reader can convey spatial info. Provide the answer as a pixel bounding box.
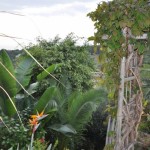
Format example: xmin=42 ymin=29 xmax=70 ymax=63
xmin=0 ymin=0 xmax=108 ymax=50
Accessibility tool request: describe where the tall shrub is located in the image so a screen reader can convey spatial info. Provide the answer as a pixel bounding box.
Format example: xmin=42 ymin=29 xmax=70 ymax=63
xmin=20 ymin=34 xmax=95 ymax=96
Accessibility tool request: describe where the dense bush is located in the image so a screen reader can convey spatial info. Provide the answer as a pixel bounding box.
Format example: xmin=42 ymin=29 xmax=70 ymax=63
xmin=22 ymin=34 xmax=96 ymax=95
xmin=0 ymin=35 xmax=108 ymax=149
xmin=0 ymin=116 xmax=30 ymax=149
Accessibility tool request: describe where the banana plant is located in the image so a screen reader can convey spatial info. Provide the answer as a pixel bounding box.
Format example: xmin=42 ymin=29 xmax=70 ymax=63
xmin=15 ymin=56 xmax=36 ymax=92
xmin=0 ymin=50 xmax=61 ymax=116
xmin=0 ymin=50 xmax=17 ymax=116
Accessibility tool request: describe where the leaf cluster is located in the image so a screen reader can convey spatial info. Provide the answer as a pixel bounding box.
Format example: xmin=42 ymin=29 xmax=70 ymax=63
xmin=88 ymin=0 xmax=150 ymax=100
xmin=35 ymin=87 xmax=107 ymax=149
xmin=0 ymin=50 xmax=17 ymax=116
xmin=0 ymin=116 xmax=30 ymax=149
xmin=23 ymin=34 xmax=95 ymax=94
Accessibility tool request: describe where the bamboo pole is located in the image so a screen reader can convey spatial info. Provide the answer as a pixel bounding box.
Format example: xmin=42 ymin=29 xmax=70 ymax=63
xmin=115 ymin=57 xmax=126 ymax=150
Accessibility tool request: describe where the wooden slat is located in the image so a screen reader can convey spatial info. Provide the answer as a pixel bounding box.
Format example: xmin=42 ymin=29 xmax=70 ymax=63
xmin=124 ymin=76 xmax=136 ymax=82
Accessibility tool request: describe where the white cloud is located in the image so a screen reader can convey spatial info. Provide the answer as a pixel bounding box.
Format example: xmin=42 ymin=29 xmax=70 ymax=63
xmin=17 ymin=1 xmax=100 ymax=16
xmin=0 ymin=0 xmax=101 ymax=49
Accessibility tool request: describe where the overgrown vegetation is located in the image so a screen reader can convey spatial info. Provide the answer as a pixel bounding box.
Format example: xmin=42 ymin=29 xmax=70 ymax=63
xmin=88 ymin=0 xmax=150 ymax=101
xmin=21 ymin=34 xmax=96 ymax=95
xmin=0 ymin=0 xmax=150 ymax=149
xmin=0 ymin=34 xmax=107 ymax=149
xmin=88 ymin=0 xmax=150 ymax=148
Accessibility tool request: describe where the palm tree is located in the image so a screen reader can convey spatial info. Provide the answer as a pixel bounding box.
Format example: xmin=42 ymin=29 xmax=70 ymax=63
xmin=34 ymin=86 xmax=107 ymax=149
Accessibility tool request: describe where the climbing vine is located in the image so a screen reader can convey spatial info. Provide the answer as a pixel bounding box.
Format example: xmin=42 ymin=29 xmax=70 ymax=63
xmin=88 ymin=0 xmax=150 ymax=102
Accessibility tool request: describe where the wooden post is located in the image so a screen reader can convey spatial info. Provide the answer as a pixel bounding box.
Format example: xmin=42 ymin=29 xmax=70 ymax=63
xmin=105 ymin=116 xmax=111 ymax=145
xmin=115 ymin=57 xmax=126 ymax=150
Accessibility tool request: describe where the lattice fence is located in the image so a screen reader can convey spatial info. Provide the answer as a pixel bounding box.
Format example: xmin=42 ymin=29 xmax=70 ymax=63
xmin=105 ymin=49 xmax=143 ymax=150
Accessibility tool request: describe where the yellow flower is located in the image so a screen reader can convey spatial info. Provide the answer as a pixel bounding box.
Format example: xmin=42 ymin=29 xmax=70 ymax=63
xmin=31 ymin=110 xmax=44 ymax=120
xmin=29 ymin=118 xmax=38 ymax=127
xmin=29 ymin=110 xmax=48 ymax=133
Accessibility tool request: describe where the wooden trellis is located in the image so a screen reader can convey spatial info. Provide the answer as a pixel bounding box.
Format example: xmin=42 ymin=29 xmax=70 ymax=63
xmin=105 ymin=49 xmax=143 ymax=149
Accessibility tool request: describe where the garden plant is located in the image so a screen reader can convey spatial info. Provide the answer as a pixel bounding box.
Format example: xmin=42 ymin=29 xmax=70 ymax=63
xmin=0 ymin=0 xmax=150 ymax=149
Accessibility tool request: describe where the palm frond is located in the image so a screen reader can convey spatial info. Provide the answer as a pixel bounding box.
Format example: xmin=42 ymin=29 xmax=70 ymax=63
xmin=66 ymin=88 xmax=107 ymax=132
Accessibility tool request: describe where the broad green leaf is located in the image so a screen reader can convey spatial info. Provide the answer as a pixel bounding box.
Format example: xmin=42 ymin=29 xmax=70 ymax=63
xmin=27 ymin=82 xmax=39 ymax=94
xmin=15 ymin=56 xmax=35 ymax=91
xmin=34 ymin=86 xmax=57 ymax=113
xmin=50 ymin=124 xmax=77 ymax=135
xmin=44 ymin=100 xmax=58 ymax=112
xmin=0 ymin=50 xmax=17 ymax=96
xmin=0 ymin=50 xmax=17 ymax=116
xmin=37 ymin=63 xmax=62 ymax=81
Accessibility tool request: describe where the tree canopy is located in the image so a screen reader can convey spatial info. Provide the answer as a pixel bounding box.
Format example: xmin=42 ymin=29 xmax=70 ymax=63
xmin=19 ymin=34 xmax=96 ymax=95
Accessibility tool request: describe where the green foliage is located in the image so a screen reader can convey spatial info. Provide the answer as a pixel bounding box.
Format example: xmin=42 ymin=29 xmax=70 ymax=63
xmin=50 ymin=124 xmax=77 ymax=135
xmin=0 ymin=49 xmax=22 ymax=62
xmin=139 ymin=118 xmax=150 ymax=134
xmin=0 ymin=116 xmax=30 ymax=149
xmin=0 ymin=107 xmax=51 ymax=150
xmin=78 ymin=101 xmax=108 ymax=150
xmin=33 ymin=139 xmax=48 ymax=150
xmin=0 ymin=50 xmax=17 ymax=116
xmin=24 ymin=34 xmax=95 ymax=93
xmin=15 ymin=56 xmax=36 ymax=92
xmin=0 ymin=52 xmax=37 ymax=113
xmin=45 ymin=87 xmax=107 ymax=149
xmin=66 ymin=88 xmax=107 ymax=132
xmin=34 ymin=86 xmax=57 ymax=113
xmin=33 ymin=140 xmax=56 ymax=150
xmin=104 ymin=143 xmax=115 ymax=150
xmin=88 ymin=0 xmax=150 ymax=100
xmin=0 ymin=33 xmax=105 ymax=149
xmin=37 ymin=64 xmax=62 ymax=81
xmin=139 ymin=34 xmax=150 ymax=134
xmin=141 ymin=34 xmax=150 ymax=101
